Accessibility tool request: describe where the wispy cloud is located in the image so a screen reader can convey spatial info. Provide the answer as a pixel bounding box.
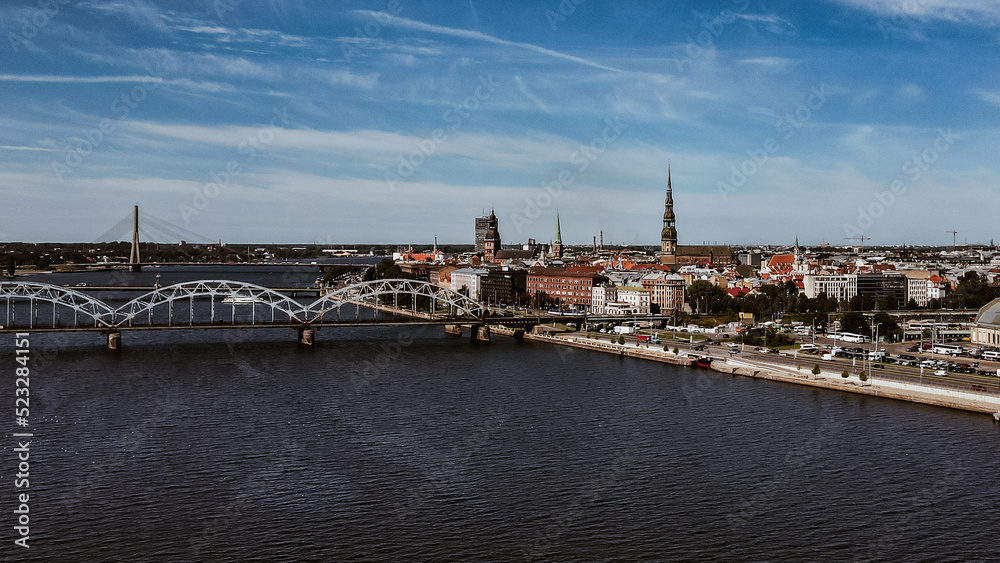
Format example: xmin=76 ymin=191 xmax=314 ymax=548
xmin=351 ymin=10 xmax=625 ymax=73
xmin=974 ymin=89 xmax=1000 ymax=106
xmin=0 ymin=145 xmax=56 ymax=152
xmin=740 ymin=57 xmax=793 ymax=68
xmin=831 ymin=0 xmax=1000 ymax=25
xmin=0 ymin=74 xmax=164 ymax=83
xmin=0 ymin=74 xmax=235 ymax=92
xmin=513 ymin=76 xmax=551 ymax=114
xmin=734 ymin=13 xmax=798 ymax=34
xmin=898 ymin=82 xmax=925 ymax=99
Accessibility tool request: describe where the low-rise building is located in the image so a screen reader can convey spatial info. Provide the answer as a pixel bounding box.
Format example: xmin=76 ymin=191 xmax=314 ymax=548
xmin=591 ymin=284 xmax=616 ymax=315
xmin=803 ymin=274 xmax=857 ymax=301
xmin=527 ymin=268 xmax=607 ymax=310
xmin=641 ymin=272 xmax=685 ymax=313
xmin=615 ymin=286 xmax=651 ymax=315
xmin=480 ymin=269 xmax=527 ymax=305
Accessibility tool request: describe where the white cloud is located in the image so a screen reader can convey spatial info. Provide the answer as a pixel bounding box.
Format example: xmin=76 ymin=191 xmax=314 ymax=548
xmin=351 ymin=10 xmax=625 ymax=73
xmin=740 ymin=57 xmax=792 ymax=68
xmin=0 ymin=145 xmax=57 ymax=152
xmin=975 ymin=89 xmax=1000 ymax=106
xmin=734 ymin=13 xmax=798 ymax=34
xmin=898 ymin=82 xmax=925 ymax=99
xmin=513 ymin=76 xmax=551 ymax=114
xmin=0 ymin=74 xmax=163 ymax=83
xmin=324 ymin=69 xmax=379 ymax=90
xmin=832 ymin=0 xmax=1000 ymax=25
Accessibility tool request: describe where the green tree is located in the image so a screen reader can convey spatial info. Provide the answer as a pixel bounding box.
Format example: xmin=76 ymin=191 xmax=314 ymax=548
xmin=687 ymin=280 xmax=731 ymax=315
xmin=812 ymin=364 xmax=821 ymax=375
xmin=840 ymin=312 xmax=870 ymax=335
xmin=871 ymin=312 xmax=902 ymax=342
xmin=841 ymin=368 xmax=850 ymax=379
xmin=673 ymin=346 xmax=679 ymax=354
xmin=531 ymin=290 xmax=558 ymax=309
xmin=946 ymin=272 xmax=1000 ymax=310
xmin=859 ymin=370 xmax=868 ymax=382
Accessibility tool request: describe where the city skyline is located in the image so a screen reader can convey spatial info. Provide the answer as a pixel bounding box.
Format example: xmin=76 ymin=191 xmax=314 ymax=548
xmin=1 ymin=1 xmax=999 ymax=245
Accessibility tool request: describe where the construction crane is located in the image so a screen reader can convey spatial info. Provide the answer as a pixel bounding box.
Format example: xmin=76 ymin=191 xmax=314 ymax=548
xmin=945 ymin=230 xmax=958 ymax=250
xmin=844 ymin=235 xmax=870 ymax=253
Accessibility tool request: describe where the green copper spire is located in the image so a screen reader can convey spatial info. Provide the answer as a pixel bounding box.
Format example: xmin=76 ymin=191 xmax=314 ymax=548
xmin=554 ymin=211 xmax=562 ymax=245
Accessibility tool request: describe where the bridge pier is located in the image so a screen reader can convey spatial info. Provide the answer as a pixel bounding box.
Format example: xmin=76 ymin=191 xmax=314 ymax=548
xmin=473 ymin=324 xmax=490 ymax=342
xmin=444 ymin=324 xmax=462 ymax=336
xmin=107 ymin=331 xmax=121 ymax=351
xmin=297 ymin=327 xmax=315 ymax=346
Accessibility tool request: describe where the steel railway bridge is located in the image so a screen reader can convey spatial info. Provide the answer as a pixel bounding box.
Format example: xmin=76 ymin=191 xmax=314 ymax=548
xmin=0 ymin=279 xmax=585 ymax=349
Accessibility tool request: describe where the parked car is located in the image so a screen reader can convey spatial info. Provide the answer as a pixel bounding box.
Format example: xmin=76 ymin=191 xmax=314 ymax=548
xmin=933 ymin=369 xmax=947 ymax=376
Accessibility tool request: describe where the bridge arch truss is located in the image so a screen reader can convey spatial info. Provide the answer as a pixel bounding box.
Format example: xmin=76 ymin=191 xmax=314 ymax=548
xmin=0 ymin=282 xmax=117 ymax=328
xmin=306 ymin=279 xmax=487 ymax=323
xmin=114 ymin=280 xmax=307 ymax=327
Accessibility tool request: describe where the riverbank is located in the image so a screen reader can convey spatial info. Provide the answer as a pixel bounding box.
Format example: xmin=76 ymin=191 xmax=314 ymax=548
xmin=519 ymin=330 xmax=1000 ymax=420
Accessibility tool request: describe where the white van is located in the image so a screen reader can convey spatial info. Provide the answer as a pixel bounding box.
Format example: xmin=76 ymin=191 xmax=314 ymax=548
xmin=983 ymin=351 xmax=1000 ymax=361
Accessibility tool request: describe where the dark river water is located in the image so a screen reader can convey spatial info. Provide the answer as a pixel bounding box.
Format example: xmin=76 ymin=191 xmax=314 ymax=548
xmin=3 ymin=267 xmax=999 ymax=561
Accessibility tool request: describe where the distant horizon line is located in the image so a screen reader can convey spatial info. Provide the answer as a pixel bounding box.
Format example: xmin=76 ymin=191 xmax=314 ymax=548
xmin=1 ymin=240 xmax=995 ymax=250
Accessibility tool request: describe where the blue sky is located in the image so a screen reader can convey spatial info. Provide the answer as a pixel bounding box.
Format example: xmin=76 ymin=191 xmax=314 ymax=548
xmin=1 ymin=0 xmax=998 ymax=246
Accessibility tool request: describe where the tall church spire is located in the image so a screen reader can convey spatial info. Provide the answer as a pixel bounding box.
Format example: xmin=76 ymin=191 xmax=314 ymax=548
xmin=660 ymin=165 xmax=677 ymax=259
xmin=552 ymin=211 xmax=564 ymax=258
xmin=666 ymin=164 xmax=673 ymax=206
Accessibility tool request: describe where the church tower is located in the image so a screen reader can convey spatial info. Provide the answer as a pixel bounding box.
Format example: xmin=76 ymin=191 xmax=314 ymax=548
xmin=552 ymin=211 xmax=563 ymax=259
xmin=483 ymin=209 xmax=501 ymax=263
xmin=660 ymin=166 xmax=677 ymax=258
